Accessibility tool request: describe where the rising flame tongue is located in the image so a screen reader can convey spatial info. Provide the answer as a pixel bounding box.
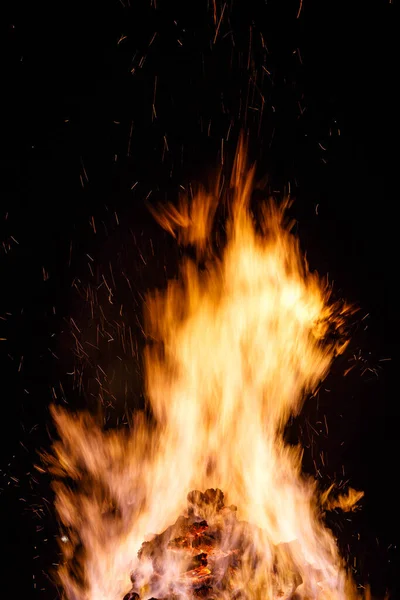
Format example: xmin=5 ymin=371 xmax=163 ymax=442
xmin=48 ymin=140 xmax=358 ymax=600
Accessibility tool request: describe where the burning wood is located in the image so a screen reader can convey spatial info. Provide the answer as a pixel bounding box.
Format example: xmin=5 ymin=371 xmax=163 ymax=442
xmin=124 ymin=489 xmax=301 ymax=600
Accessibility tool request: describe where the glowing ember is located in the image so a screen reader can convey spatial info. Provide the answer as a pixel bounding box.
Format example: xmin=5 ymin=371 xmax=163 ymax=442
xmin=124 ymin=488 xmax=302 ymax=600
xmin=46 ymin=138 xmax=361 ymax=600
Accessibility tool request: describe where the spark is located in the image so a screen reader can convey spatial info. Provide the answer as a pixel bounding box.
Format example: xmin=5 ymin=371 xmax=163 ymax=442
xmin=296 ymin=0 xmax=304 ymax=19
xmin=148 ymin=32 xmax=157 ymax=47
xmin=152 ymin=75 xmax=157 ymax=121
xmin=213 ymin=2 xmax=226 ymax=44
xmin=127 ymin=121 xmax=134 ymax=156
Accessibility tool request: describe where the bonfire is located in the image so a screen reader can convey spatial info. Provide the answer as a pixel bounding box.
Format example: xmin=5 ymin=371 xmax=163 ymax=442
xmin=47 ymin=138 xmax=361 ymax=600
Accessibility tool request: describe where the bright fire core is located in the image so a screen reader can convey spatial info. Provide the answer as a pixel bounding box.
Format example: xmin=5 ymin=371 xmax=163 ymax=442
xmin=47 ymin=140 xmax=362 ymax=600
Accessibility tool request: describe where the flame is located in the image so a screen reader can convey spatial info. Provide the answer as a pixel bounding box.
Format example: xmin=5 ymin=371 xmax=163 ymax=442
xmin=47 ymin=138 xmax=360 ymax=600
xmin=321 ymin=486 xmax=364 ymax=513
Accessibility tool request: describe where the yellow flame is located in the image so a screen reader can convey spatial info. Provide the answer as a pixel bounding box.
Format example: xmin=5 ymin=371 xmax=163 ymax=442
xmin=47 ymin=138 xmax=360 ymax=600
xmin=321 ymin=486 xmax=364 ymax=513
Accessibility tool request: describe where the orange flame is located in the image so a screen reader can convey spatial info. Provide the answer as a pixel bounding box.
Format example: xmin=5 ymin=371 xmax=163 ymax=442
xmin=47 ymin=137 xmax=360 ymax=600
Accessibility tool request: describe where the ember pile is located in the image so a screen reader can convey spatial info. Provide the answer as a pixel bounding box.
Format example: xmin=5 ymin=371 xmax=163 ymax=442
xmin=123 ymin=489 xmax=301 ymax=600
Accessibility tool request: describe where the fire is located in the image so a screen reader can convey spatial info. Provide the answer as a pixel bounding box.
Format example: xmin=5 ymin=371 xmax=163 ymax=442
xmin=46 ymin=138 xmax=361 ymax=600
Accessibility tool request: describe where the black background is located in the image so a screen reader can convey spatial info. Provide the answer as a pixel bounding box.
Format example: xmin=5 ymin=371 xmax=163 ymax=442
xmin=1 ymin=0 xmax=399 ymax=598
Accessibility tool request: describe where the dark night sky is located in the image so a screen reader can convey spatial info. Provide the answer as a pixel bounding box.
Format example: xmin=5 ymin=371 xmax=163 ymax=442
xmin=1 ymin=0 xmax=399 ymax=598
